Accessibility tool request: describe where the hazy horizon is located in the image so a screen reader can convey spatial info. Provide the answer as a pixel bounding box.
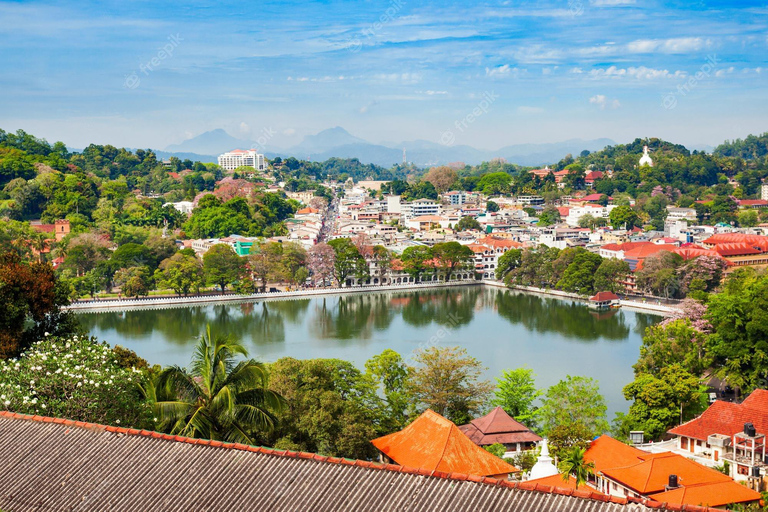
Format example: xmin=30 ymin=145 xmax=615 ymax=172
xmin=1 ymin=0 xmax=766 ymax=151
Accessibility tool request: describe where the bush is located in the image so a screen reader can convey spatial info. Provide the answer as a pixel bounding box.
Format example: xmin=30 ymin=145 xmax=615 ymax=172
xmin=0 ymin=334 xmax=153 ymax=429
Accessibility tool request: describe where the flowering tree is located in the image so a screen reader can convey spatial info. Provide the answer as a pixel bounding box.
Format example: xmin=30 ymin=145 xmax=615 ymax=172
xmin=0 ymin=335 xmax=153 ymax=429
xmin=678 ymin=256 xmax=729 ymax=294
xmin=307 ymin=243 xmax=336 ymax=286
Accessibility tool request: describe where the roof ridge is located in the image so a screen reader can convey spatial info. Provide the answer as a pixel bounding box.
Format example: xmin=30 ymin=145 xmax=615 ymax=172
xmin=0 ymin=411 xmax=725 ymax=511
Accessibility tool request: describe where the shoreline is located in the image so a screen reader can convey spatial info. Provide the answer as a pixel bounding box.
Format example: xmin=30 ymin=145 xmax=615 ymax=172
xmin=67 ymin=279 xmax=677 ymax=315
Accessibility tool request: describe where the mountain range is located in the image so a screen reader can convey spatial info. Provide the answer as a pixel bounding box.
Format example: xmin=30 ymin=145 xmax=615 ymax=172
xmin=162 ymin=127 xmax=616 ymax=167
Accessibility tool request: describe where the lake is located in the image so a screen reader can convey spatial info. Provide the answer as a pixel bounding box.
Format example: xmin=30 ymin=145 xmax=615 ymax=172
xmin=77 ymin=286 xmax=661 ymax=418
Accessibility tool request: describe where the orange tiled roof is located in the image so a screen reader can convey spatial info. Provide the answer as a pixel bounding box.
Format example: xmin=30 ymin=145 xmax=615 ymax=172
xmin=526 ymin=474 xmax=606 ymax=496
xmin=371 ymin=410 xmax=519 ymax=477
xmin=669 ymin=389 xmax=768 ymax=441
xmin=702 ymin=233 xmax=768 ymax=252
xmin=650 ymin=480 xmax=761 ymax=508
xmin=601 ymin=242 xmax=651 ymax=253
xmin=623 ymin=244 xmax=678 ymax=260
xmin=601 ymin=452 xmax=731 ymax=495
xmin=477 ymin=237 xmax=523 ymax=249
xmin=711 ymin=242 xmax=762 ymax=257
xmin=585 ymin=435 xmax=647 ymax=475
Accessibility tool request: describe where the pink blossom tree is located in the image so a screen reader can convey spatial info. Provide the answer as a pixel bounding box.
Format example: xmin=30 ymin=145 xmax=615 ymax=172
xmin=307 ymin=243 xmax=336 ymax=287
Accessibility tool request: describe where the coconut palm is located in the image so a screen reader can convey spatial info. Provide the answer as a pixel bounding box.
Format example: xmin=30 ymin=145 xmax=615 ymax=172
xmin=558 ymin=446 xmax=595 ymax=488
xmin=152 ymin=325 xmax=285 ymax=443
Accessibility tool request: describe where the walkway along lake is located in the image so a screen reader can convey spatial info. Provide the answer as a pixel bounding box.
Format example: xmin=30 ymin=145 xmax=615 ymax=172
xmin=77 ymin=286 xmax=661 ymax=418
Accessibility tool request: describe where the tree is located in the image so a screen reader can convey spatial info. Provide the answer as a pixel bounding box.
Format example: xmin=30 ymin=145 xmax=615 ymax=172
xmin=635 ymin=319 xmax=710 ymax=378
xmin=491 ymin=368 xmax=541 ymax=428
xmin=432 ymin=241 xmax=474 ymax=280
xmin=477 ymin=172 xmax=511 ymax=195
xmin=307 ymin=242 xmax=336 ymax=286
xmin=0 ymin=251 xmax=76 ymax=358
xmin=622 ymin=364 xmax=705 ymax=440
xmin=538 ymin=206 xmax=561 ymax=226
xmin=152 ymin=326 xmax=285 ymax=443
xmin=556 ymin=250 xmax=603 ymax=294
xmin=400 ymin=245 xmax=434 ymax=282
xmin=328 ymin=238 xmax=366 ymax=286
xmin=268 ymin=357 xmax=379 ymax=459
xmin=408 ymin=346 xmax=493 ymax=425
xmin=155 ymin=253 xmax=204 ymax=296
xmin=247 ymin=241 xmax=282 ymax=292
xmin=593 ymin=258 xmax=630 ymax=293
xmin=496 ymin=248 xmax=522 ymax=282
xmin=548 ymin=422 xmax=594 ymax=461
xmin=424 ymin=166 xmax=458 ymax=193
xmin=739 ymin=209 xmax=759 ymax=228
xmin=371 ymin=245 xmax=392 ymax=285
xmin=634 ymin=251 xmax=684 ymax=298
xmin=114 ymin=266 xmax=152 ymax=298
xmin=110 ymin=242 xmax=158 ymax=271
xmin=203 ymin=244 xmax=246 ymax=293
xmin=455 ymin=216 xmax=481 ymax=231
xmin=609 ymin=205 xmax=640 ymax=230
xmin=364 ymin=349 xmax=413 ymax=431
xmin=539 ymin=375 xmax=609 ymax=436
xmin=281 ymin=242 xmax=308 ymax=284
xmin=558 ymin=447 xmax=594 ymax=488
xmin=486 ymin=200 xmax=499 ymax=212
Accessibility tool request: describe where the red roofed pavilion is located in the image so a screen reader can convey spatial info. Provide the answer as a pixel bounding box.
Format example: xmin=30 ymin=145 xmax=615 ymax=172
xmin=371 ymin=409 xmax=519 ymax=479
xmin=459 ymin=406 xmax=541 ymax=453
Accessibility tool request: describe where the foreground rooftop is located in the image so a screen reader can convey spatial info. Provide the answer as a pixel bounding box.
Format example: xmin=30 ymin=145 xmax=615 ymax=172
xmin=0 ymin=411 xmax=720 ymax=512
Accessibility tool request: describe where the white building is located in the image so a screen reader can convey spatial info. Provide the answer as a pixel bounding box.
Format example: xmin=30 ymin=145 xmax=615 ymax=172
xmin=639 ymin=145 xmax=653 ymax=167
xmin=401 ymin=199 xmax=442 ymax=220
xmin=762 ymin=183 xmax=768 ymax=201
xmin=163 ymin=200 xmax=194 ymax=215
xmin=217 ymin=149 xmax=266 ymax=171
xmin=666 ymin=206 xmax=697 ymax=222
xmin=565 ymin=204 xmax=616 ymax=227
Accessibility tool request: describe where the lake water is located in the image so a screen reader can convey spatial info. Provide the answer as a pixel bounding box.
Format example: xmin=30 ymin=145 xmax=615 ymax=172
xmin=77 ymin=286 xmax=660 ymax=418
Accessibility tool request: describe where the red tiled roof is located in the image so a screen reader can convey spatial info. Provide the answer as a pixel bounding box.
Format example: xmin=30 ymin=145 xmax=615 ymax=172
xmin=31 ymin=223 xmax=55 ymax=233
xmin=371 ymin=409 xmax=519 ymax=477
xmin=585 ymin=435 xmax=647 ymax=475
xmin=582 ymin=194 xmax=611 ymax=202
xmin=459 ymin=407 xmax=542 ymax=446
xmin=711 ymin=243 xmax=762 ymax=257
xmin=737 ymin=200 xmax=768 ymax=207
xmin=702 ymin=234 xmax=768 ymax=252
xmin=601 ymin=242 xmax=652 ymax=253
xmin=623 ymin=245 xmax=678 ymax=260
xmin=590 ymin=291 xmax=619 ymax=302
xmin=669 ymin=389 xmax=768 ymax=441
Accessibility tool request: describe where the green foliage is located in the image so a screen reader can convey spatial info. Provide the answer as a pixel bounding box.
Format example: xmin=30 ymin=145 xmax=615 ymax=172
xmin=407 ymin=346 xmax=493 ymax=425
xmin=496 ymin=248 xmax=522 ymax=282
xmin=609 ymin=205 xmax=640 ymax=229
xmin=183 ymin=194 xmax=295 ymax=239
xmin=491 ymin=368 xmax=541 ymax=428
xmin=364 ymin=349 xmax=414 ymax=432
xmin=556 ymin=250 xmax=603 ymax=294
xmin=593 ymin=258 xmax=630 ymax=293
xmin=455 ymin=216 xmax=481 ymax=231
xmin=267 ymin=357 xmax=379 ymax=459
xmin=328 ymin=237 xmax=367 ymax=285
xmin=547 ymin=422 xmax=594 ymax=461
xmin=0 ymin=334 xmax=153 ymax=429
xmin=203 ymin=244 xmax=246 ymax=293
xmin=486 ymin=200 xmax=499 ymax=212
xmin=622 ymin=364 xmax=706 ymax=440
xmin=154 ymin=253 xmax=205 ymax=296
xmin=538 ymin=206 xmax=561 ymax=226
xmin=557 ymin=446 xmax=595 ymax=488
xmin=539 ymin=375 xmax=609 ymax=436
xmin=152 ymin=326 xmax=285 ymax=444
xmin=432 ymin=241 xmax=474 ymax=279
xmin=635 ymin=319 xmax=710 ymax=377
xmin=400 ymin=245 xmax=434 ymax=281
xmin=484 ymin=443 xmax=507 ymax=458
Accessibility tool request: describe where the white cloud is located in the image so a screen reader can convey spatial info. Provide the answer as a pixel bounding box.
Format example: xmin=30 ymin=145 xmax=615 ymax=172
xmin=485 ymin=64 xmax=524 ymax=77
xmin=424 ymin=90 xmax=448 ymax=95
xmin=239 ymin=122 xmax=249 ymax=134
xmin=589 ymin=95 xmax=621 ymax=110
xmin=715 ymin=66 xmax=734 ymax=77
xmin=589 ymin=65 xmax=687 ymax=79
xmin=626 ymin=37 xmax=710 ymax=54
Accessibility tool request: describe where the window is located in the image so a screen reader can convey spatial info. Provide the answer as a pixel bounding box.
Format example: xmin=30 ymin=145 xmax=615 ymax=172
xmin=681 ymin=438 xmax=688 ymax=450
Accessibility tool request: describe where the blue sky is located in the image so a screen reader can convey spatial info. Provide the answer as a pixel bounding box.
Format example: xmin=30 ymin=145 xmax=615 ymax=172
xmin=0 ymin=0 xmax=766 ymax=151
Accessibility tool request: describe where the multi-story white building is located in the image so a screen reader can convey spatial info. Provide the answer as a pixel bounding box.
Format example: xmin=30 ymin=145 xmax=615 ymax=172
xmin=762 ymin=183 xmax=768 ymax=201
xmin=217 ymin=149 xmax=266 ymax=171
xmin=401 ymin=199 xmax=442 ymax=220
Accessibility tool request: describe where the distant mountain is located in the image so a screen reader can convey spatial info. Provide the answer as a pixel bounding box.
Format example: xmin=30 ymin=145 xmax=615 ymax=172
xmin=287 ymin=127 xmax=367 ymax=155
xmin=168 ymin=127 xmax=616 ymax=167
xmin=165 ymin=129 xmax=256 ymax=156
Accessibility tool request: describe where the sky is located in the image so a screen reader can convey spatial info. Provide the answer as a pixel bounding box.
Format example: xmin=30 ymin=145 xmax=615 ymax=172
xmin=0 ymin=0 xmax=767 ymax=152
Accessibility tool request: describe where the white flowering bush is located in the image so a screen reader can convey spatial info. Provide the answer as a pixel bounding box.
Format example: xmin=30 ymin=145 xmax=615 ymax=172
xmin=0 ymin=334 xmax=153 ymax=429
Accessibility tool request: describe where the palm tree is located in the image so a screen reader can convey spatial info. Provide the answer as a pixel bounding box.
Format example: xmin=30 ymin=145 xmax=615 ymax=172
xmin=558 ymin=446 xmax=595 ymax=488
xmin=151 ymin=325 xmax=285 ymax=444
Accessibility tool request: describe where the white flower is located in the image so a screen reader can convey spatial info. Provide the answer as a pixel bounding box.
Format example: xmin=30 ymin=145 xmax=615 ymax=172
xmin=3 ymin=400 xmax=9 ymax=406
xmin=115 ymin=419 xmax=120 ymax=424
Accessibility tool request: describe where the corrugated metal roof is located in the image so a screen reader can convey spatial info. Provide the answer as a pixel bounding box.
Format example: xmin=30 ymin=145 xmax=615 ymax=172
xmin=0 ymin=412 xmax=721 ymax=512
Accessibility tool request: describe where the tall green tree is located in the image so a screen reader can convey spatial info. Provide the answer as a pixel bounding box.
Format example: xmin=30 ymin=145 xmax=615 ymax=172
xmin=491 ymin=368 xmax=541 ymax=428
xmin=152 ymin=325 xmax=285 ymax=443
xmin=609 ymin=205 xmax=640 ymax=230
xmin=432 ymin=241 xmax=474 ymax=280
xmin=539 ymin=375 xmax=609 ymax=436
xmin=203 ymin=244 xmax=246 ymax=293
xmin=593 ymin=258 xmax=630 ymax=293
xmin=400 ymin=245 xmax=434 ymax=281
xmin=328 ymin=237 xmax=367 ymax=286
xmin=558 ymin=447 xmax=595 ymax=488
xmin=155 ymin=253 xmax=205 ymax=296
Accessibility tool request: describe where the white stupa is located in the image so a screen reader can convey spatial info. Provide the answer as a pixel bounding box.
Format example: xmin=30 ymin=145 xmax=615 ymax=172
xmin=528 ymin=439 xmax=559 ymax=480
xmin=639 ymin=145 xmax=653 ymax=167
